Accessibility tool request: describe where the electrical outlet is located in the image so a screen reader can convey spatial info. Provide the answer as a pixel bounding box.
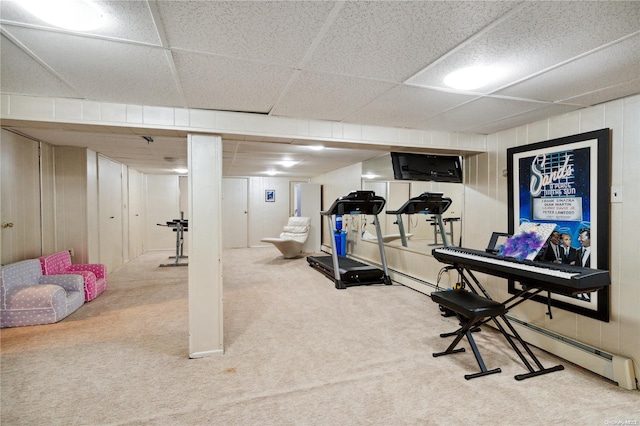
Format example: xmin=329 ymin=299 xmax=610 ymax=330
xmin=68 ymin=249 xmax=74 ymax=257
xmin=611 ymin=187 xmax=623 ymax=203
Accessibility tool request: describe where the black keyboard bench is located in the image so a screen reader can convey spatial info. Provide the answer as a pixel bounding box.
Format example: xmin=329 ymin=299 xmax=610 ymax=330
xmin=431 ymin=290 xmax=506 ymax=380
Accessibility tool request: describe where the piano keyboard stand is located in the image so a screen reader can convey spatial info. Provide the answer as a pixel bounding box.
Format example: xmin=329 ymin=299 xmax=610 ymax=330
xmin=431 ymin=290 xmax=506 ymax=380
xmin=430 ymin=246 xmax=610 ymax=380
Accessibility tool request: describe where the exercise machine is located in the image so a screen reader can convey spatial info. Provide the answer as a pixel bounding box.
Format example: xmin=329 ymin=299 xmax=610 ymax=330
xmin=307 ymin=190 xmax=392 ymax=289
xmin=386 ymin=192 xmax=453 ymax=247
xmin=157 ymin=213 xmax=188 ymax=267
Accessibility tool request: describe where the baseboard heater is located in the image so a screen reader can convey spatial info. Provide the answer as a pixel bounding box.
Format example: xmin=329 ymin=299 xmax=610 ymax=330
xmin=344 ymin=252 xmax=637 ymax=391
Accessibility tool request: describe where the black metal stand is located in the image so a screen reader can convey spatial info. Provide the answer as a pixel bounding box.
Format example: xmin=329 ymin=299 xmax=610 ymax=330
xmin=434 ymin=314 xmax=503 ymax=380
xmin=457 ymin=268 xmax=565 ymax=380
xmin=157 ymin=214 xmax=188 ymax=267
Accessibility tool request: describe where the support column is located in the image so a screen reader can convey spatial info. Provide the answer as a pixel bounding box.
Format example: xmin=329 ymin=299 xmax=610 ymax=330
xmin=188 ymin=134 xmax=223 ymax=358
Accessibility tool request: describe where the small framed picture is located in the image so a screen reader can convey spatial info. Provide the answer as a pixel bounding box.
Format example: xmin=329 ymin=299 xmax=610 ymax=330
xmin=265 ymin=190 xmax=275 ymax=202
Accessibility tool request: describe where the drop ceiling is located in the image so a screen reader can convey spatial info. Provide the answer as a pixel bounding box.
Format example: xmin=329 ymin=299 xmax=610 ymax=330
xmin=1 ymin=1 xmax=639 ymax=176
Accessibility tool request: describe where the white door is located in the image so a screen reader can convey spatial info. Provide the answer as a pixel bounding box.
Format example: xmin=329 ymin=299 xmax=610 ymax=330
xmin=222 ymin=178 xmax=248 ymax=248
xmin=128 ymin=168 xmax=145 ymax=259
xmin=98 ymin=155 xmax=124 ymax=272
xmin=289 ymin=180 xmax=307 ymax=216
xmin=0 ymin=132 xmax=42 ymax=264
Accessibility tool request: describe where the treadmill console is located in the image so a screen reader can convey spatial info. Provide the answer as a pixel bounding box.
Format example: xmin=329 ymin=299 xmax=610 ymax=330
xmin=323 ymin=190 xmax=387 ymax=216
xmin=386 ymin=192 xmax=452 ymax=215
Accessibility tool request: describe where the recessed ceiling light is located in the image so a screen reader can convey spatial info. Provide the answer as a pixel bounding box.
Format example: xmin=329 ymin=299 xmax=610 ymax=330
xmin=265 ymin=170 xmax=278 ymax=176
xmin=443 ymin=66 xmax=503 ymax=91
xmin=173 ymin=168 xmax=188 ymax=174
xmin=19 ymin=0 xmax=106 ymax=31
xmin=279 ymin=160 xmax=297 ymax=168
xmin=308 ymin=145 xmax=324 ymax=151
xmin=362 ymin=173 xmax=378 ymax=179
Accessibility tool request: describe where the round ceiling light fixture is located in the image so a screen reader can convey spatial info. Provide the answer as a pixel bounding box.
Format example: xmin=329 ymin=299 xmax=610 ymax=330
xmin=19 ymin=0 xmax=106 ymax=31
xmin=444 ymin=66 xmax=502 ymax=91
xmin=279 ymin=160 xmax=297 ymax=168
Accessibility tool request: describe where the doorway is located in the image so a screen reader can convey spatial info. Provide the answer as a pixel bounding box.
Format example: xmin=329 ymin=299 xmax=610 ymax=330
xmin=98 ymin=155 xmax=124 ymax=272
xmin=222 ymin=178 xmax=248 ymax=248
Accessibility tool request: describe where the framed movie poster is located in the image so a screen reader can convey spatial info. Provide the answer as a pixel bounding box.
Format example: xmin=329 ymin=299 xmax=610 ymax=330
xmin=506 ymin=128 xmax=610 ymax=321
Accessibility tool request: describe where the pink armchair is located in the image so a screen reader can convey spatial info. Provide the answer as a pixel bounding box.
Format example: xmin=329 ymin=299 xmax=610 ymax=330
xmin=39 ymin=251 xmax=107 ymax=302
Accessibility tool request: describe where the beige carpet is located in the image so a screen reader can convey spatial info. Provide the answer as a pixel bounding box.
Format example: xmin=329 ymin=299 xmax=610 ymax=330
xmin=1 ymin=248 xmax=638 ymax=425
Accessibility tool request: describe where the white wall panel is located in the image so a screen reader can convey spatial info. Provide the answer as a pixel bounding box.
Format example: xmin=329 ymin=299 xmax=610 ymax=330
xmin=145 ymin=174 xmax=180 ymax=250
xmin=1 ymin=95 xmax=486 ymax=155
xmin=179 ymin=175 xmax=189 ymax=252
xmin=248 ymin=176 xmax=291 ymax=247
xmin=54 ymin=147 xmax=89 ymax=264
xmin=40 ymin=142 xmax=56 ymax=255
xmin=311 ymin=162 xmax=362 ymax=248
xmin=86 ymin=150 xmax=100 ymax=264
xmin=617 ymin=95 xmax=640 ymax=368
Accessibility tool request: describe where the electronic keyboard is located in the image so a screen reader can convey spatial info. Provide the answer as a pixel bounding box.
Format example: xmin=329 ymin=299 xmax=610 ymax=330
xmin=432 ymin=246 xmax=610 ymax=296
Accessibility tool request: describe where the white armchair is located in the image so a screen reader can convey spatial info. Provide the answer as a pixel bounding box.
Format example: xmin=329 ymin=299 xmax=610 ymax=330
xmin=261 ymin=217 xmax=311 ymax=258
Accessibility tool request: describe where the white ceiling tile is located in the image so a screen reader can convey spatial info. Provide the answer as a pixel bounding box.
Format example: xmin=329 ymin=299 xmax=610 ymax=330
xmin=345 ymin=85 xmax=476 ymax=128
xmin=305 ymin=1 xmax=516 ymax=82
xmin=496 ymin=35 xmax=640 ymax=103
xmin=408 ymin=2 xmax=640 ymax=93
xmin=271 ymin=71 xmax=396 ymax=121
xmin=173 ymin=50 xmax=293 ymax=112
xmin=0 ymin=34 xmax=78 ymax=98
xmin=157 ymin=1 xmax=335 ymax=66
xmin=417 ymin=97 xmax=552 ymax=132
xmin=464 ymin=104 xmax=583 ymax=135
xmin=564 ymin=79 xmax=640 ymax=107
xmin=5 ymin=27 xmax=183 ymax=107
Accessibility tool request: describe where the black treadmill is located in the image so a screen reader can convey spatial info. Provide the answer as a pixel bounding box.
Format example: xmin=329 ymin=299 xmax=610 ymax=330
xmin=307 ymin=190 xmax=392 ymax=289
xmin=386 ymin=192 xmax=452 ymax=247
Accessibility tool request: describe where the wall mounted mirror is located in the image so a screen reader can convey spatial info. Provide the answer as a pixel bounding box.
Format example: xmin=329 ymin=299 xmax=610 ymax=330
xmin=360 ymin=153 xmax=464 ymax=253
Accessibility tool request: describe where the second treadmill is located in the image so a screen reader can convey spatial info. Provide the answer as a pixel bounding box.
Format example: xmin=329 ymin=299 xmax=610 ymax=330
xmin=386 ymin=192 xmax=453 ymax=247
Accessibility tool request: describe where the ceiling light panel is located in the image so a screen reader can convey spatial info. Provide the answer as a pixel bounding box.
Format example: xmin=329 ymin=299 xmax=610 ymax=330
xmin=1 ymin=1 xmax=160 ymax=43
xmin=18 ymin=0 xmax=105 ymax=31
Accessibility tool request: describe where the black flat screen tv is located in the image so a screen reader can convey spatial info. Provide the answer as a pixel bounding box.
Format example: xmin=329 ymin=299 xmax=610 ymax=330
xmin=390 ymin=152 xmax=462 ymax=183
